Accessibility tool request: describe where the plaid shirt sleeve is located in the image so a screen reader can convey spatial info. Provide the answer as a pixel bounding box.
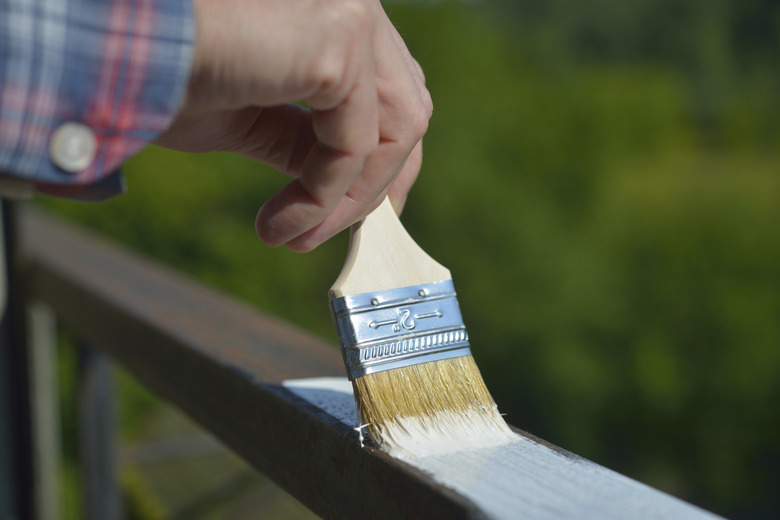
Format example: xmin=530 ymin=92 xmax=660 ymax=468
xmin=0 ymin=0 xmax=194 ymax=200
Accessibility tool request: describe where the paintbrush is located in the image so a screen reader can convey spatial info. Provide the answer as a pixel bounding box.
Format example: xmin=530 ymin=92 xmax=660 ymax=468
xmin=329 ymin=197 xmax=514 ymax=458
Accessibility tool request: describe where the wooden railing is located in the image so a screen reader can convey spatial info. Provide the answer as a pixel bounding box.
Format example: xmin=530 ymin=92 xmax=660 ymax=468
xmin=1 ymin=202 xmax=724 ymax=520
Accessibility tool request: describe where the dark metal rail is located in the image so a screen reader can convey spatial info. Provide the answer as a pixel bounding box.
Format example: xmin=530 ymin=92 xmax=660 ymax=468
xmin=18 ymin=207 xmax=486 ymax=519
xmin=13 ymin=206 xmax=723 ymax=520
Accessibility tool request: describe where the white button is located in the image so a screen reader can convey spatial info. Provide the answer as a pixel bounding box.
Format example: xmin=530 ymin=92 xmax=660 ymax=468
xmin=49 ymin=122 xmax=97 ymax=172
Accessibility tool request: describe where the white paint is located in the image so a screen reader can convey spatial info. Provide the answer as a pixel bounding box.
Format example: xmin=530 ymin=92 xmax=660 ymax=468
xmin=283 ymin=377 xmax=515 ymax=459
xmin=283 ymin=377 xmax=723 ymax=520
xmin=365 ymin=409 xmax=515 ymax=459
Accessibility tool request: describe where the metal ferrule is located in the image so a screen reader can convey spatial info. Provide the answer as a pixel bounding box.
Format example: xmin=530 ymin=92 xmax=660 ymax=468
xmin=329 ymin=280 xmax=472 ymax=379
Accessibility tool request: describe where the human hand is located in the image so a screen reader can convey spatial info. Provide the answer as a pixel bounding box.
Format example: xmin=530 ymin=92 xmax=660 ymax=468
xmin=154 ymin=0 xmax=432 ymax=252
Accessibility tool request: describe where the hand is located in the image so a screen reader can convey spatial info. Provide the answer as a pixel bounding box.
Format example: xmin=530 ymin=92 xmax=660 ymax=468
xmin=154 ymin=0 xmax=432 ymax=252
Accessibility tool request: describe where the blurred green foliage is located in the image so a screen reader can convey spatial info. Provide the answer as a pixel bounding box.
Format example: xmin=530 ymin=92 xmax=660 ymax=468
xmin=40 ymin=1 xmax=780 ymax=518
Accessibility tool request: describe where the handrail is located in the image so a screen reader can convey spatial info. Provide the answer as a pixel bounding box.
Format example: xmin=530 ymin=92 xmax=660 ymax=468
xmin=19 ymin=208 xmax=484 ymax=519
xmin=18 ymin=207 xmax=723 ymax=520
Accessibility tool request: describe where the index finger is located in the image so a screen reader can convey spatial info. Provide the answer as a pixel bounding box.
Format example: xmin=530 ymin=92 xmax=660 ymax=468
xmin=255 ymin=59 xmax=379 ymax=247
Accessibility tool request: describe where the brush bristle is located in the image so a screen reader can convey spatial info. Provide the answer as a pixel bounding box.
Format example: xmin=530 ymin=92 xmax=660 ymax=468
xmin=352 ymin=356 xmax=515 ymax=458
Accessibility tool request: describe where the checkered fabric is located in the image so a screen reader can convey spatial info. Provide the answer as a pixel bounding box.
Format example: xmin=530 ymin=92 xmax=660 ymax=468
xmin=0 ymin=0 xmax=194 ymax=199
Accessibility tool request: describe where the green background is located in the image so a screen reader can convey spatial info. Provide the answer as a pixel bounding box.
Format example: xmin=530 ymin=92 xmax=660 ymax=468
xmin=41 ymin=1 xmax=780 ymax=518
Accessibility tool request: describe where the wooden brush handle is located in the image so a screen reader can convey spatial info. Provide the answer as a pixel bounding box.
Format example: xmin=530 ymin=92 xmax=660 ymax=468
xmin=329 ymin=197 xmax=451 ymax=298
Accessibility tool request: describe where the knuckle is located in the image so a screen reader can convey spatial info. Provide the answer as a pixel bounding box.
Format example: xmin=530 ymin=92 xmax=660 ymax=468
xmin=411 ymin=113 xmax=429 ymax=140
xmin=392 ymin=82 xmax=432 ymax=143
xmin=413 ymin=58 xmax=427 ymax=84
xmin=308 ymin=0 xmax=375 ymax=104
xmin=309 ymin=54 xmax=343 ymax=94
xmin=328 ymin=0 xmax=373 ymax=36
xmin=420 ymin=87 xmax=434 ymax=120
xmin=408 ymin=93 xmax=432 ymax=139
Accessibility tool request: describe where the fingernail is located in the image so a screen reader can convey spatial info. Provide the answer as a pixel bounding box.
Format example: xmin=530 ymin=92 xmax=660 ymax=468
xmin=255 ymin=204 xmax=286 ymax=248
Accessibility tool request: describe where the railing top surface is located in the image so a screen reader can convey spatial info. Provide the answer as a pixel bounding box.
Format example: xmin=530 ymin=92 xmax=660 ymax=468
xmin=18 ymin=207 xmax=722 ymax=520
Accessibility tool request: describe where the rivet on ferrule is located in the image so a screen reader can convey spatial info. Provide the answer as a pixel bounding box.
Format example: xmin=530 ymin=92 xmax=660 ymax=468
xmin=329 ymin=280 xmax=472 ymax=379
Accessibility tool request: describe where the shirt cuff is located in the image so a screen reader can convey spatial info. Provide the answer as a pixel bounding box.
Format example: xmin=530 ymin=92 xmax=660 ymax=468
xmin=0 ymin=0 xmax=195 ymax=200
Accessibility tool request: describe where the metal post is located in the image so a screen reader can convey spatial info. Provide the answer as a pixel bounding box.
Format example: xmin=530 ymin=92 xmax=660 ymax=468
xmin=27 ymin=303 xmax=61 ymax=520
xmin=0 ymin=199 xmax=34 ymax=520
xmin=77 ymin=344 xmax=123 ymax=520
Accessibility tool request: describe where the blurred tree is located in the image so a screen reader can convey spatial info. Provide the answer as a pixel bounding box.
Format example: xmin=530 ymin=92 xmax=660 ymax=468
xmin=40 ymin=1 xmax=780 ymax=518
